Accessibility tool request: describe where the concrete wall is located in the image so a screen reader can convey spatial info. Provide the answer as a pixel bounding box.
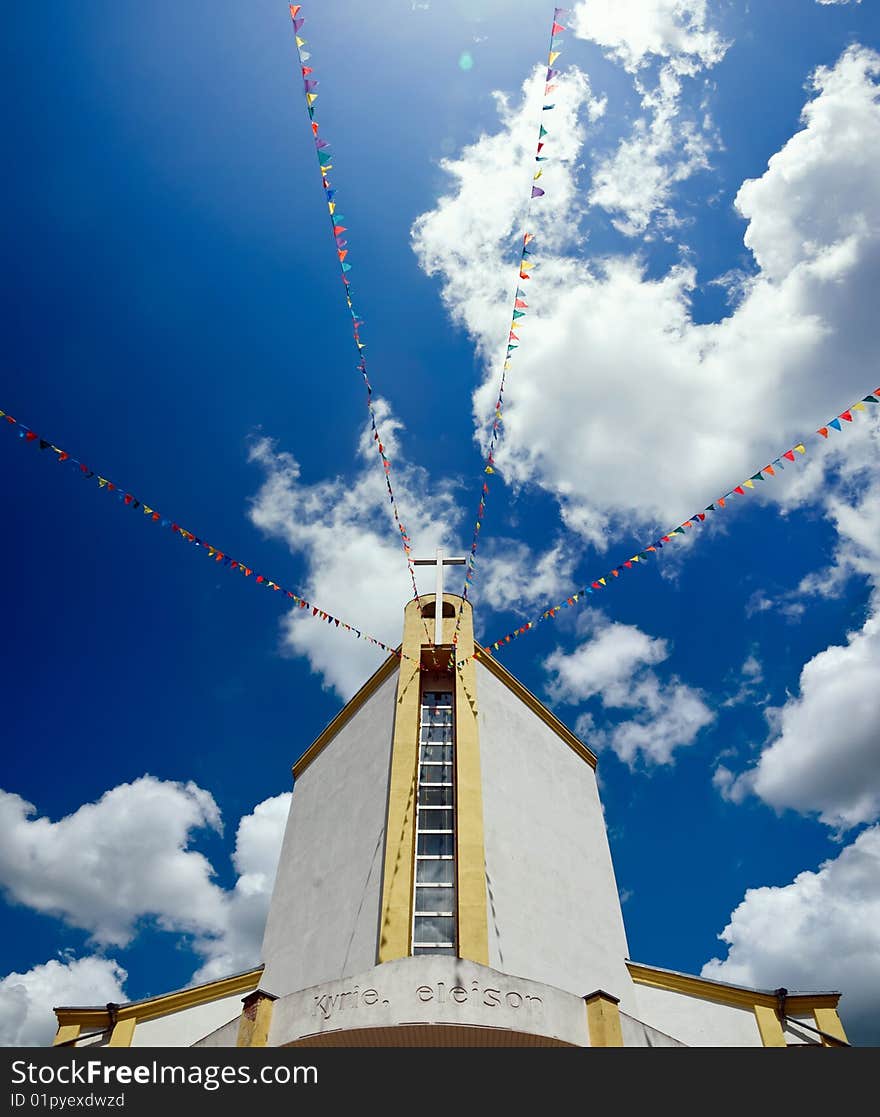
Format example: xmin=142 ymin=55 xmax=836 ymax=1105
xmin=260 ymin=671 xmax=397 ymax=997
xmin=476 ymin=665 xmax=636 ymax=1012
xmin=193 ymin=1016 xmax=242 ymax=1048
xmin=268 ymin=956 xmax=588 ymax=1047
xmin=633 ymin=984 xmax=763 ymax=1046
xmin=131 ymin=993 xmax=244 ymax=1048
xmin=619 ymin=1011 xmax=687 ymax=1047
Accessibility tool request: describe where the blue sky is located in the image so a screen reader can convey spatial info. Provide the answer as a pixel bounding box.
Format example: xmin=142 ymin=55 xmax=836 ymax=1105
xmin=2 ymin=0 xmax=879 ymax=1046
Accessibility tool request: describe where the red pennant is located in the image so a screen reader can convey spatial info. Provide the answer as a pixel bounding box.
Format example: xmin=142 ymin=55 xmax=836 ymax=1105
xmin=25 ymin=431 xmax=37 ymax=441
xmin=734 ymin=486 xmax=745 ymax=495
xmin=818 ymin=428 xmax=829 ymax=438
xmin=551 ymin=22 xmax=565 ymax=34
xmin=840 ymin=410 xmax=853 ymax=422
xmin=783 ymin=450 xmax=796 ymax=461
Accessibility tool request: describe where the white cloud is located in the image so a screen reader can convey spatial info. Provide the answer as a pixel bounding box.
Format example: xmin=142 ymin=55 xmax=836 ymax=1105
xmin=412 ymin=44 xmax=880 ymax=549
xmin=0 ymin=778 xmax=226 ymax=948
xmin=248 ymin=401 xmax=460 ymax=698
xmin=571 ymin=0 xmax=727 ymax=73
xmin=702 ymin=826 xmax=880 ymax=1046
xmin=0 ymin=956 xmax=128 ymax=1048
xmin=589 ymin=64 xmax=717 ymax=235
xmin=0 ymin=779 xmax=291 ymax=986
xmin=477 ymin=537 xmax=580 ymax=617
xmin=192 ymin=792 xmax=291 ymax=984
xmin=721 ymin=597 xmax=880 ymax=831
xmin=544 ymin=615 xmax=714 ymax=765
xmin=816 ymin=1 xmax=861 ymax=7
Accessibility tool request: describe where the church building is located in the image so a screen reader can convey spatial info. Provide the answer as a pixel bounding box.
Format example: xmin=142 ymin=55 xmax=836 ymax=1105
xmin=52 ymin=583 xmax=849 ymax=1048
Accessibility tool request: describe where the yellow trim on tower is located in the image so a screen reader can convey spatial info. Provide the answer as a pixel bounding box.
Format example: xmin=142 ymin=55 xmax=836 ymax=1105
xmin=813 ymin=1007 xmax=848 ymax=1046
xmin=475 ymin=648 xmax=597 ymax=769
xmin=377 ymin=601 xmax=424 ymax=962
xmin=293 ymin=652 xmax=400 ymax=779
xmin=54 ymin=966 xmax=264 ymax=1031
xmin=754 ymin=1004 xmax=786 ymax=1047
xmin=452 ymin=601 xmax=489 ymax=966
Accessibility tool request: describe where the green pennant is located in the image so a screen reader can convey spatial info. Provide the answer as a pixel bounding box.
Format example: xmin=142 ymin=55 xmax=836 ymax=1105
xmin=512 ymin=310 xmax=525 ymax=319
xmin=750 ymin=472 xmax=765 ymax=482
xmin=539 ymin=125 xmax=548 ymax=137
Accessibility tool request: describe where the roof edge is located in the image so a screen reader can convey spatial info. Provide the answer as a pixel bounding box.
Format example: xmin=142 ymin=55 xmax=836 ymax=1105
xmin=54 ymin=966 xmax=264 ymax=1028
xmin=475 ymin=646 xmax=597 ymax=770
xmin=292 ymin=650 xmax=400 ymax=780
xmin=626 ymin=960 xmax=841 ymax=1011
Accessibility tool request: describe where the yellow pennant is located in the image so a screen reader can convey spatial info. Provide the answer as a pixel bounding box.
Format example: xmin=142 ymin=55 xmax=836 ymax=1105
xmin=306 ymin=93 xmax=318 ymax=105
xmin=142 ymin=505 xmax=153 ymax=515
xmin=853 ymin=401 xmax=866 ymax=412
xmin=744 ymin=478 xmax=755 ymax=488
xmin=533 ymin=169 xmax=543 ymax=180
xmin=794 ymin=443 xmax=806 ymax=453
xmin=328 ymin=202 xmax=335 ymax=214
xmin=296 ymin=36 xmax=306 ymax=47
xmin=548 ymin=50 xmax=560 ymax=65
xmin=598 ymin=577 xmax=606 ymax=586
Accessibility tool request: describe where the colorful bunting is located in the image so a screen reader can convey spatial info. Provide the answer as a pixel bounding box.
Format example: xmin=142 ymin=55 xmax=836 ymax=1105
xmin=0 ymin=408 xmax=404 ymax=658
xmin=285 ymin=6 xmax=431 ymax=639
xmin=463 ymin=387 xmax=878 ymax=663
xmin=447 ymin=6 xmax=571 ymax=667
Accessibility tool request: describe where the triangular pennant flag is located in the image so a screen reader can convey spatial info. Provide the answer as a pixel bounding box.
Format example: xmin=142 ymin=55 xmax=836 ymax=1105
xmin=296 ymin=36 xmax=306 ymax=48
xmin=544 ymin=84 xmax=557 ymax=96
xmin=551 ymin=22 xmax=566 ymax=34
xmin=306 ymin=92 xmax=318 ymax=105
xmin=744 ymin=479 xmax=755 ymax=489
xmin=852 ymin=401 xmax=866 ymax=412
xmin=548 ymin=51 xmax=560 ymax=66
xmin=863 ymin=395 xmax=878 ymax=403
xmin=524 ymin=232 xmax=534 ymax=245
xmin=794 ymin=444 xmax=805 ymax=454
xmin=818 ymin=427 xmax=829 ymax=438
xmin=539 ymin=125 xmax=549 ymax=137
xmin=764 ymin=464 xmax=775 ymax=477
xmin=542 ymin=104 xmax=555 ymax=111
xmin=783 ymin=450 xmax=796 ymax=462
xmin=750 ymin=472 xmax=764 ymax=482
xmin=546 ymin=68 xmax=560 ymax=81
xmin=829 ymin=417 xmax=842 ymax=431
xmin=840 ymin=410 xmax=853 ymax=422
xmin=533 ymin=169 xmax=543 ymax=181
xmin=513 ymin=310 xmax=525 ymax=319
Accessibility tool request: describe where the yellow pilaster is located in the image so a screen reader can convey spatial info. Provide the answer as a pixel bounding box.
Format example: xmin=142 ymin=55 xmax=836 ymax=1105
xmin=585 ymin=991 xmax=624 ymax=1047
xmin=53 ymin=1024 xmax=81 ymax=1047
xmin=236 ymin=991 xmax=276 ymax=1048
xmin=452 ymin=602 xmax=489 ymax=965
xmin=813 ymin=1007 xmax=849 ymax=1047
xmin=107 ymin=1017 xmax=135 ymax=1047
xmin=754 ymin=1004 xmax=786 ymax=1047
xmin=378 ymin=601 xmax=426 ymax=962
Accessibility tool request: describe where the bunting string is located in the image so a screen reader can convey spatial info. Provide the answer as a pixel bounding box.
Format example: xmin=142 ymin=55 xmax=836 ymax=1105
xmin=449 ymin=6 xmax=570 ymax=666
xmin=286 ymin=5 xmax=431 ymax=641
xmin=466 ymin=388 xmax=880 ymax=662
xmin=0 ymin=408 xmax=404 ymax=657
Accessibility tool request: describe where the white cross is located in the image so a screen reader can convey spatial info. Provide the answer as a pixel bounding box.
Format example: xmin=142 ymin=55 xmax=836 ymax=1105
xmin=412 ymin=548 xmax=466 ymax=645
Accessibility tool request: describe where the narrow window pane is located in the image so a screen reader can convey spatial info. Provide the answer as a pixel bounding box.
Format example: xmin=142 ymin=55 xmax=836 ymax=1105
xmin=417 ymin=832 xmax=454 ymax=856
xmin=415 ymin=886 xmax=455 ymax=913
xmin=420 ymin=742 xmax=453 ymax=762
xmin=413 ymin=946 xmax=457 ymax=956
xmin=413 ymin=915 xmax=455 ymax=943
xmin=420 ymin=764 xmax=453 ymax=784
xmin=420 ymin=726 xmax=453 ymax=745
xmin=419 ymin=785 xmax=453 ymax=807
xmin=418 ymin=808 xmax=454 ymax=831
xmin=416 ymin=859 xmax=455 ymax=884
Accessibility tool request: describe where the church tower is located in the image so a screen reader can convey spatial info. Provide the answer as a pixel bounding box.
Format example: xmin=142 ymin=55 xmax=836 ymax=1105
xmin=52 ymin=590 xmax=850 ymax=1048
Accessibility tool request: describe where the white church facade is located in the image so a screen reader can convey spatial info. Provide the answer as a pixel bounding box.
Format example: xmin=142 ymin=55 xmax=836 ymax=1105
xmin=52 ymin=593 xmax=849 ymax=1048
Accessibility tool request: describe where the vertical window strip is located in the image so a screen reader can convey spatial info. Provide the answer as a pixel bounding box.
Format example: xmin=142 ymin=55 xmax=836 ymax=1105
xmin=412 ymin=689 xmax=457 ymax=954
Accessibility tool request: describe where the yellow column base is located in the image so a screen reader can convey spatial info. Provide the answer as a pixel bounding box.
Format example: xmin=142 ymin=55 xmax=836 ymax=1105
xmin=585 ymin=990 xmax=624 ymax=1047
xmin=236 ymin=991 xmax=277 ymax=1048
